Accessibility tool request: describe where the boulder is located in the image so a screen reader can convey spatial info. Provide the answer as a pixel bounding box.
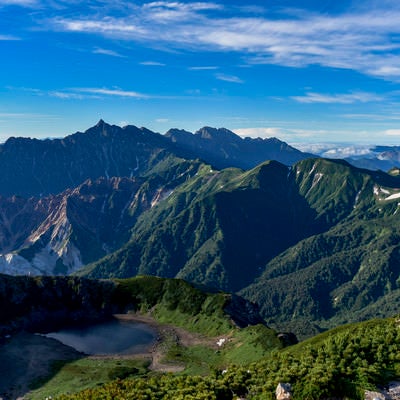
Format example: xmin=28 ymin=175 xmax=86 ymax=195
xmin=276 ymin=383 xmax=292 ymax=400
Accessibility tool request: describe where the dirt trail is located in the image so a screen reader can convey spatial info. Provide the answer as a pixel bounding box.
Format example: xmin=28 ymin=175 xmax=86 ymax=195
xmin=114 ymin=313 xmax=219 ymax=372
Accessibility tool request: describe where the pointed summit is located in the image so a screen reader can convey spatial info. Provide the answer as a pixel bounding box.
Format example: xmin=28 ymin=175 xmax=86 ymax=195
xmin=96 ymin=119 xmax=106 ymax=127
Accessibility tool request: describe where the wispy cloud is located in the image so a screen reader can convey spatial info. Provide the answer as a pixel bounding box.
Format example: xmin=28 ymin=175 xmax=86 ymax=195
xmin=140 ymin=61 xmax=166 ymax=66
xmin=233 ymin=126 xmax=381 ymax=144
xmin=48 ymin=1 xmax=400 ymax=81
xmin=0 ymin=34 xmax=20 ymax=40
xmin=0 ymin=0 xmax=37 ymax=6
xmin=0 ymin=112 xmax=50 ymax=118
xmin=342 ymin=113 xmax=400 ymax=121
xmin=189 ymin=66 xmax=219 ymax=70
xmin=92 ymin=47 xmax=125 ymax=57
xmin=292 ymin=91 xmax=383 ymax=104
xmin=72 ymin=87 xmax=149 ymax=98
xmin=17 ymin=86 xmax=150 ymax=99
xmin=384 ymin=129 xmax=400 ymax=136
xmin=215 ymin=73 xmax=244 ymax=84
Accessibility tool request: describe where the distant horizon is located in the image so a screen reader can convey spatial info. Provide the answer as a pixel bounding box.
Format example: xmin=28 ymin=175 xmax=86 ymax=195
xmin=2 ymin=0 xmax=400 ymax=146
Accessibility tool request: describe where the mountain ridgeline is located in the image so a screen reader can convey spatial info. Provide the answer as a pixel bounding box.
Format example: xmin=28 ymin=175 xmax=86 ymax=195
xmin=82 ymin=157 xmax=400 ymax=335
xmin=0 ymin=274 xmax=265 ymax=337
xmin=1 ymin=121 xmax=400 ymax=337
xmin=0 ymin=120 xmax=311 ymax=197
xmin=0 ymin=121 xmax=313 ymax=276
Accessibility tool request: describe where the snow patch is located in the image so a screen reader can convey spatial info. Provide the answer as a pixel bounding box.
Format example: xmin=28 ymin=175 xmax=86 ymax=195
xmin=311 ymin=172 xmax=323 ymax=189
xmin=353 ymin=190 xmax=362 ymax=208
xmin=151 ymin=188 xmax=173 ymax=208
xmin=134 ymin=156 xmax=140 ymax=172
xmin=385 ymin=192 xmax=400 ymax=201
xmin=308 ymin=163 xmax=317 ymax=176
xmin=373 ymin=185 xmax=397 ymax=199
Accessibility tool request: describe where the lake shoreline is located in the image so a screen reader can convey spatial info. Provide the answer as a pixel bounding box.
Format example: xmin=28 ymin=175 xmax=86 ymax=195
xmin=0 ymin=312 xmax=218 ymax=399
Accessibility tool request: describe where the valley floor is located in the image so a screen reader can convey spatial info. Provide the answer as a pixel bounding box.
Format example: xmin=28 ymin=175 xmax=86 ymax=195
xmin=0 ymin=314 xmax=222 ymax=400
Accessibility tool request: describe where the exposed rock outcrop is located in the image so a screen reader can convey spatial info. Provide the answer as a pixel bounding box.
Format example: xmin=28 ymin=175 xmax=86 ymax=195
xmin=276 ymin=383 xmax=292 ymax=400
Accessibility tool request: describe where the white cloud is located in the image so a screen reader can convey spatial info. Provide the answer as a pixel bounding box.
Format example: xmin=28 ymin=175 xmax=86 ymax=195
xmin=233 ymin=126 xmax=383 ymax=145
xmin=36 ymin=87 xmax=149 ymax=99
xmin=93 ymin=47 xmax=125 ymax=57
xmin=321 ymin=146 xmax=375 ymax=158
xmin=370 ymin=66 xmax=400 ymax=77
xmin=385 ymin=129 xmax=400 ymax=136
xmin=234 ymin=127 xmax=287 ymax=138
xmin=0 ymin=0 xmax=37 ymax=6
xmin=140 ymin=61 xmax=166 ymax=66
xmin=215 ymin=73 xmax=243 ymax=84
xmin=48 ymin=1 xmax=400 ymax=81
xmin=73 ymin=88 xmax=149 ymax=98
xmin=292 ymin=91 xmax=383 ymax=104
xmin=0 ymin=34 xmax=20 ymax=40
xmin=189 ymin=66 xmax=218 ymax=70
xmin=0 ymin=112 xmax=48 ymax=118
xmin=49 ymin=91 xmax=78 ymax=99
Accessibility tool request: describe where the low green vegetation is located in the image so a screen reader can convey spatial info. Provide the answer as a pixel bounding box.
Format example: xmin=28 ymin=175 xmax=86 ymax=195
xmin=161 ymin=324 xmax=284 ymax=376
xmin=53 ymin=317 xmax=400 ymax=400
xmin=26 ymin=358 xmax=149 ymax=400
xmin=241 ymin=215 xmax=400 ymax=338
xmin=112 ymin=276 xmax=233 ymax=336
xmin=80 ymin=157 xmax=400 ymax=339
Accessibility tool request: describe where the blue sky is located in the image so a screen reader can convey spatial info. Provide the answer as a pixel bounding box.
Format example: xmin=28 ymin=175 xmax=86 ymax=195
xmin=1 ymin=0 xmax=400 ymax=145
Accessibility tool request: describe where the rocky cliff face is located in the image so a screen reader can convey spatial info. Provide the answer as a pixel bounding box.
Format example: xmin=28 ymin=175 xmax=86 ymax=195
xmin=0 ymin=171 xmax=194 ymax=276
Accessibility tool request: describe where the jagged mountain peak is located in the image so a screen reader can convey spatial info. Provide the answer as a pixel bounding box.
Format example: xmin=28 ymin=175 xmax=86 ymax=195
xmin=164 ymin=128 xmax=192 ymax=139
xmin=95 ymin=118 xmax=106 ymax=127
xmin=195 ymin=126 xmax=241 ymax=141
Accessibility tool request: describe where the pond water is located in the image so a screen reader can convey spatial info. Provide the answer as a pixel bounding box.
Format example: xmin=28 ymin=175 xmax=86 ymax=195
xmin=44 ymin=319 xmax=157 ymax=355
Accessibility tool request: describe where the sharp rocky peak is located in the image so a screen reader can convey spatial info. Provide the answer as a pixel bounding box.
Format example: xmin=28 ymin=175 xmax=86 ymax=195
xmin=195 ymin=126 xmax=241 ymax=141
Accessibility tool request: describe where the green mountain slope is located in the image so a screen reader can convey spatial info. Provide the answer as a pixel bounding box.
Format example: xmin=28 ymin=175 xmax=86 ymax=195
xmin=51 ymin=316 xmax=400 ymax=400
xmin=81 ymin=161 xmax=319 ymax=291
xmin=0 ymin=274 xmax=266 ymax=337
xmin=0 ymin=155 xmax=204 ymax=276
xmin=0 ymin=273 xmax=283 ymax=400
xmin=240 ymin=159 xmax=400 ymax=336
xmin=78 ymin=158 xmax=400 ymax=337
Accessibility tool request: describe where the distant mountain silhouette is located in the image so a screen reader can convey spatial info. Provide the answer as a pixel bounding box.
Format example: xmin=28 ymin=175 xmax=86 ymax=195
xmin=0 ymin=121 xmax=315 ymax=197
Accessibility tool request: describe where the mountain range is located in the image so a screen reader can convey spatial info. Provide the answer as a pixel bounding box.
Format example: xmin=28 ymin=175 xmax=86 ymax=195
xmin=0 ymin=120 xmax=312 ymax=197
xmin=1 ymin=121 xmax=400 ymax=337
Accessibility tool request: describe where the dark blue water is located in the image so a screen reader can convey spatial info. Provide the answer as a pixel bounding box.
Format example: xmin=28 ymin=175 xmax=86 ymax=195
xmin=44 ymin=319 xmax=156 ymax=355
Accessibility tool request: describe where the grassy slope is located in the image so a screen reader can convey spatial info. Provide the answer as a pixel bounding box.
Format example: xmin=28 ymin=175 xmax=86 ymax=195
xmin=51 ymin=316 xmax=400 ymax=400
xmin=78 ymin=158 xmax=400 ymax=338
xmin=26 ymin=359 xmax=150 ymax=400
xmin=240 ymin=159 xmax=400 ymax=337
xmin=16 ymin=275 xmax=281 ymax=399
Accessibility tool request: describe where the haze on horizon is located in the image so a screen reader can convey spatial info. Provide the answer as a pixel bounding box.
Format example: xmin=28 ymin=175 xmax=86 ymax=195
xmin=1 ymin=0 xmax=400 ymax=146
